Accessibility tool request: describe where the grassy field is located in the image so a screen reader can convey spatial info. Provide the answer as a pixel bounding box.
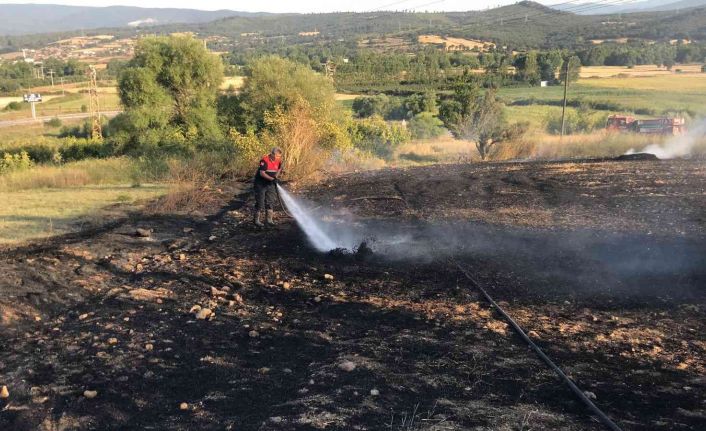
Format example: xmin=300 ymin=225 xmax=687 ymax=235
xmin=0 ymin=184 xmax=167 ymax=244
xmin=0 ymin=93 xmax=121 ymax=120
xmin=0 ymin=157 xmax=171 ymax=244
xmin=392 ymin=134 xmax=479 ymax=165
xmin=499 ymin=73 xmax=706 ymax=116
xmin=579 ymin=64 xmax=703 ymax=78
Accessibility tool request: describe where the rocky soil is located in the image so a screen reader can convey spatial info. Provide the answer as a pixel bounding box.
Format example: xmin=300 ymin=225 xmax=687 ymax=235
xmin=1 ymin=159 xmax=705 ymax=430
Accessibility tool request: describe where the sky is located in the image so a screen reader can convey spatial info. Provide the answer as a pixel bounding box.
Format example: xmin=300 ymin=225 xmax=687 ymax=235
xmin=0 ymin=0 xmax=574 ymax=13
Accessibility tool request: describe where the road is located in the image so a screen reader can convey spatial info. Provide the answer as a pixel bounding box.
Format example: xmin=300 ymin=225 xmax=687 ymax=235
xmin=0 ymin=110 xmax=122 ymax=128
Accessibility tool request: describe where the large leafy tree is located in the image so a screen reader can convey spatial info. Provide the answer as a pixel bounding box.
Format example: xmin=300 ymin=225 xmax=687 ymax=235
xmin=222 ymin=56 xmax=351 ymax=176
xmin=114 ymin=35 xmax=223 ymax=151
xmin=513 ymin=51 xmax=540 ymax=85
xmin=232 ymin=56 xmax=344 ymax=133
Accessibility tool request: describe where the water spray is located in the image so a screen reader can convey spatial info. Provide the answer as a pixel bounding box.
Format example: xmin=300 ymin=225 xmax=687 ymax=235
xmin=276 ymin=184 xmax=344 ymax=252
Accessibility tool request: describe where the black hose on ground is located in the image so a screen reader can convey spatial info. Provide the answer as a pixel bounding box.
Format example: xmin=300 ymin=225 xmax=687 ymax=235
xmin=452 ymin=260 xmax=623 ymax=431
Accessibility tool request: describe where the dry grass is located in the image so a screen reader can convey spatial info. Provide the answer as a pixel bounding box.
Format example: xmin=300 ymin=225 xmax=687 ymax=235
xmin=579 ymin=72 xmax=706 ymax=92
xmin=334 ymin=93 xmax=362 ymax=101
xmin=379 ymin=130 xmax=704 ymax=165
xmin=392 ymin=134 xmax=479 ymax=166
xmin=580 ymin=64 xmax=704 ymax=78
xmin=330 ymin=148 xmax=387 ymax=173
xmin=532 ymin=131 xmax=668 ymax=160
xmin=220 ymin=76 xmax=245 ymax=91
xmin=0 ymin=158 xmax=139 ymax=191
xmin=418 ymin=34 xmax=495 ymax=51
xmin=146 ymin=159 xmax=222 ymax=215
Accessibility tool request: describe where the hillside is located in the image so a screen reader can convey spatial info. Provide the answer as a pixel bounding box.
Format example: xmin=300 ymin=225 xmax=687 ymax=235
xmin=139 ymin=1 xmax=706 ymax=48
xmin=0 ymin=4 xmax=260 ymax=36
xmin=553 ymin=0 xmax=706 ymax=14
xmin=1 ymin=1 xmax=705 ymax=51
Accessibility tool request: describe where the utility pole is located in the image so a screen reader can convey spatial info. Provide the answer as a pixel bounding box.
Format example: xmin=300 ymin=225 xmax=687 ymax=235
xmin=87 ymin=65 xmax=103 ymax=141
xmin=48 ymin=69 xmax=55 ymax=87
xmin=560 ymin=60 xmax=570 ymax=140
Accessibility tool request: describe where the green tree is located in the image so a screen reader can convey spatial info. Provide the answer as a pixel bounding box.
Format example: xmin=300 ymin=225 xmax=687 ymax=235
xmin=408 ymin=112 xmax=446 ymax=140
xmin=352 ymin=94 xmax=392 ymax=118
xmin=403 ymin=91 xmax=438 ymax=117
xmin=439 ymin=84 xmax=517 ymax=160
xmin=114 ymin=35 xmax=224 ymax=152
xmin=514 ymin=51 xmax=540 ymax=85
xmin=538 ymin=50 xmax=564 ymax=83
xmin=236 ymin=56 xmax=344 ymax=133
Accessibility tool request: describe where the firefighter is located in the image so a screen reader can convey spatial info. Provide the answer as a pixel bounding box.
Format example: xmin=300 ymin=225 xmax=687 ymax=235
xmin=253 ymin=147 xmax=283 ymax=227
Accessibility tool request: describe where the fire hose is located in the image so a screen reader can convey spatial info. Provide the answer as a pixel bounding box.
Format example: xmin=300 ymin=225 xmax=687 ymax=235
xmin=452 ymin=260 xmax=623 ymax=431
xmin=274 ymin=182 xmax=294 ymax=218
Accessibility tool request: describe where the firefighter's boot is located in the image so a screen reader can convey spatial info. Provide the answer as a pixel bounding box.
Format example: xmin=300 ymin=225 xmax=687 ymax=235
xmin=254 ymin=211 xmax=264 ymax=227
xmin=266 ymin=209 xmax=275 ymax=226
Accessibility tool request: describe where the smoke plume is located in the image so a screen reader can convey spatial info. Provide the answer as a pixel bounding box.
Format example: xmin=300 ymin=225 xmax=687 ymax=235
xmin=277 ymin=185 xmax=706 ymax=300
xmin=626 ymin=119 xmax=706 ymax=159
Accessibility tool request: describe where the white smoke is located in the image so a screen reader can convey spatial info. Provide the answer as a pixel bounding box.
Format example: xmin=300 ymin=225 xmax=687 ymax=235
xmin=277 ymin=184 xmax=416 ymax=255
xmin=277 ymin=185 xmax=357 ymax=252
xmin=128 ymin=18 xmax=158 ymax=27
xmin=626 ymin=119 xmax=706 ymax=159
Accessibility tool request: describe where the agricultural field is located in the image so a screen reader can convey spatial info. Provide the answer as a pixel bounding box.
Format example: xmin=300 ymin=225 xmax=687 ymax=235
xmin=500 ymin=71 xmax=706 ymax=118
xmin=418 ymin=34 xmax=495 ymax=51
xmin=580 ymin=64 xmax=704 ymax=78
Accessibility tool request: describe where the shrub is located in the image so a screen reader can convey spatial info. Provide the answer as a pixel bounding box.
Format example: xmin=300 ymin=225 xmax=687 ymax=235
xmin=352 ymin=94 xmax=393 ymax=118
xmin=59 ymin=137 xmax=116 ymax=162
xmin=5 ymin=101 xmax=22 ymax=111
xmin=59 ymin=122 xmax=91 ymax=139
xmin=80 ymin=104 xmax=88 ymax=113
xmin=408 ymin=112 xmax=446 ymax=140
xmin=0 ymin=144 xmax=55 ymax=164
xmin=0 ymin=151 xmax=33 ymax=173
xmin=349 ymin=115 xmax=411 ymax=159
xmin=545 ymin=109 xmax=608 ymax=135
xmin=45 ymin=117 xmax=62 ymax=128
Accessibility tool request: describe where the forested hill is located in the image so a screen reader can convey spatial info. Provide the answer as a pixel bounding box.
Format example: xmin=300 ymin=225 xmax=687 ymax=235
xmin=1 ymin=1 xmax=705 ymax=50
xmin=0 ymin=4 xmax=260 ymax=36
xmin=189 ymin=1 xmax=705 ymax=48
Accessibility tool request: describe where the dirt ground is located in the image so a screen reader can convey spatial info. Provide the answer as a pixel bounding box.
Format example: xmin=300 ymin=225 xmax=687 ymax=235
xmin=1 ymin=159 xmax=705 ymax=430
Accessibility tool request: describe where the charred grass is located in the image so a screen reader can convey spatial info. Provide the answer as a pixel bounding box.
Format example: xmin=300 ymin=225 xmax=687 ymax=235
xmin=1 ymin=159 xmax=705 ymax=430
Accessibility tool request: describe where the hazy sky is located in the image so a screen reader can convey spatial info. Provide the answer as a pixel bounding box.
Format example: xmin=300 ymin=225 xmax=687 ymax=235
xmin=1 ymin=0 xmax=573 ymax=13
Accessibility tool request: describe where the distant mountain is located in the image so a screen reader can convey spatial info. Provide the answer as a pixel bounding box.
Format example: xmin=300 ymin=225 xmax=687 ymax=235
xmin=0 ymin=4 xmax=263 ymax=35
xmin=1 ymin=1 xmax=704 ymax=51
xmin=552 ymin=0 xmax=706 ymax=15
xmin=641 ymin=0 xmax=706 ymax=11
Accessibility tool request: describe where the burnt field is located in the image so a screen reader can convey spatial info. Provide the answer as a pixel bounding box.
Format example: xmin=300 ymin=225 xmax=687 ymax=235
xmin=1 ymin=159 xmax=705 ymax=430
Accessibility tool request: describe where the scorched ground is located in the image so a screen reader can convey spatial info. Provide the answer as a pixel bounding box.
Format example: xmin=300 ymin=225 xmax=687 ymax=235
xmin=1 ymin=159 xmax=705 ymax=430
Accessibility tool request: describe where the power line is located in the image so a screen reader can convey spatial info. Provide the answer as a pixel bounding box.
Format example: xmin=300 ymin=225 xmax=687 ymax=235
xmin=465 ymin=0 xmax=639 ymax=29
xmin=370 ymin=0 xmax=421 ymax=12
